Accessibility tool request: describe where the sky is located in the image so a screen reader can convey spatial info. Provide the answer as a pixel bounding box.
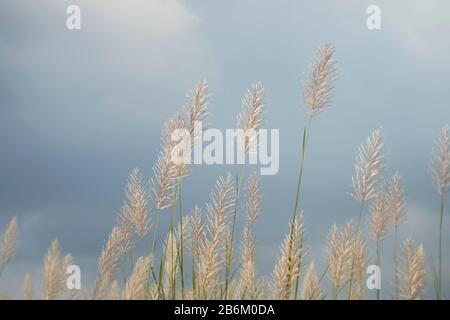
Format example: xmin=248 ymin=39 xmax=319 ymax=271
xmin=0 ymin=0 xmax=449 ymax=299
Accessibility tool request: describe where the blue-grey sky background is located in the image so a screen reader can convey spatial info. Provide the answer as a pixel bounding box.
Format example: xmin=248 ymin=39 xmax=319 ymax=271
xmin=1 ymin=0 xmax=449 ymax=298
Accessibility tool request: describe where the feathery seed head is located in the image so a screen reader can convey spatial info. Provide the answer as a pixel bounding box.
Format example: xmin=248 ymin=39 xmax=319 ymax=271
xmin=430 ymin=126 xmax=450 ymax=195
xmin=327 ymin=221 xmax=354 ymax=296
xmin=121 ymin=168 xmax=150 ymax=238
xmin=116 ymin=213 xmax=135 ymax=256
xmin=151 ymin=147 xmax=178 ymax=212
xmin=399 ymin=239 xmax=426 ymax=300
xmin=109 ymin=280 xmax=120 ymax=300
xmin=370 ymin=183 xmax=392 ymax=242
xmin=92 ymin=227 xmax=122 ymax=300
xmin=236 ymin=83 xmax=265 ymax=154
xmin=123 ymin=256 xmax=153 ymax=300
xmin=189 ymin=206 xmax=204 ymax=266
xmin=237 ymin=83 xmax=265 ymax=132
xmin=23 ymin=272 xmax=33 ymax=300
xmin=390 ymin=173 xmax=406 ymax=226
xmin=195 ymin=174 xmax=235 ymax=299
xmin=0 ymin=217 xmax=17 ymax=269
xmin=351 ymin=128 xmax=384 ymax=203
xmin=303 ymin=43 xmax=337 ymax=117
xmin=43 ymin=239 xmax=66 ymax=300
xmin=245 ymin=172 xmax=263 ymax=223
xmin=185 ymin=80 xmax=210 ymax=143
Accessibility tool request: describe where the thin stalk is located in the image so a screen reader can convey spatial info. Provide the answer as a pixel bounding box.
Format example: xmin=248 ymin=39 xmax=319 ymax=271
xmin=333 ymin=257 xmax=349 ymax=299
xmin=145 ymin=209 xmax=160 ymax=299
xmin=431 ymin=254 xmax=440 ymax=299
xmin=292 ymin=116 xmax=312 ymax=222
xmin=157 ymin=255 xmax=165 ymax=299
xmin=310 ymin=263 xmax=329 ymax=299
xmin=394 ymin=223 xmax=399 ymax=300
xmin=347 ymin=202 xmax=365 ymax=299
xmin=172 ymin=246 xmax=180 ymax=300
xmin=170 ymin=180 xmax=180 ymax=300
xmin=145 ymin=265 xmax=158 ymax=298
xmin=376 ymin=240 xmax=381 ymax=300
xmin=164 ymin=200 xmax=177 ymax=299
xmin=151 ymin=210 xmax=161 ymax=255
xmin=225 ymin=165 xmax=244 ymax=299
xmin=288 ymin=116 xmax=312 ymax=299
xmin=438 ymin=194 xmax=445 ymax=299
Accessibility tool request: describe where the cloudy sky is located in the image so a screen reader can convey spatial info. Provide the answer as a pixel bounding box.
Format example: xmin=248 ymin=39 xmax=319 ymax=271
xmin=1 ymin=0 xmax=449 ymax=298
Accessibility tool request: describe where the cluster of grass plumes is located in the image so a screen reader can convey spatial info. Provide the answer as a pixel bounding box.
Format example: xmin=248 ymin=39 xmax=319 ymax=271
xmin=0 ymin=44 xmax=448 ymax=300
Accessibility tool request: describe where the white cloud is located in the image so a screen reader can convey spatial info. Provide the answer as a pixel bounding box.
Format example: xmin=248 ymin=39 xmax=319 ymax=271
xmin=88 ymin=0 xmax=198 ymax=35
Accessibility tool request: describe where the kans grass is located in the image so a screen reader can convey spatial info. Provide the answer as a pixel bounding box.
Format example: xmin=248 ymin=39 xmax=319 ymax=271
xmin=0 ymin=43 xmax=448 ymax=300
